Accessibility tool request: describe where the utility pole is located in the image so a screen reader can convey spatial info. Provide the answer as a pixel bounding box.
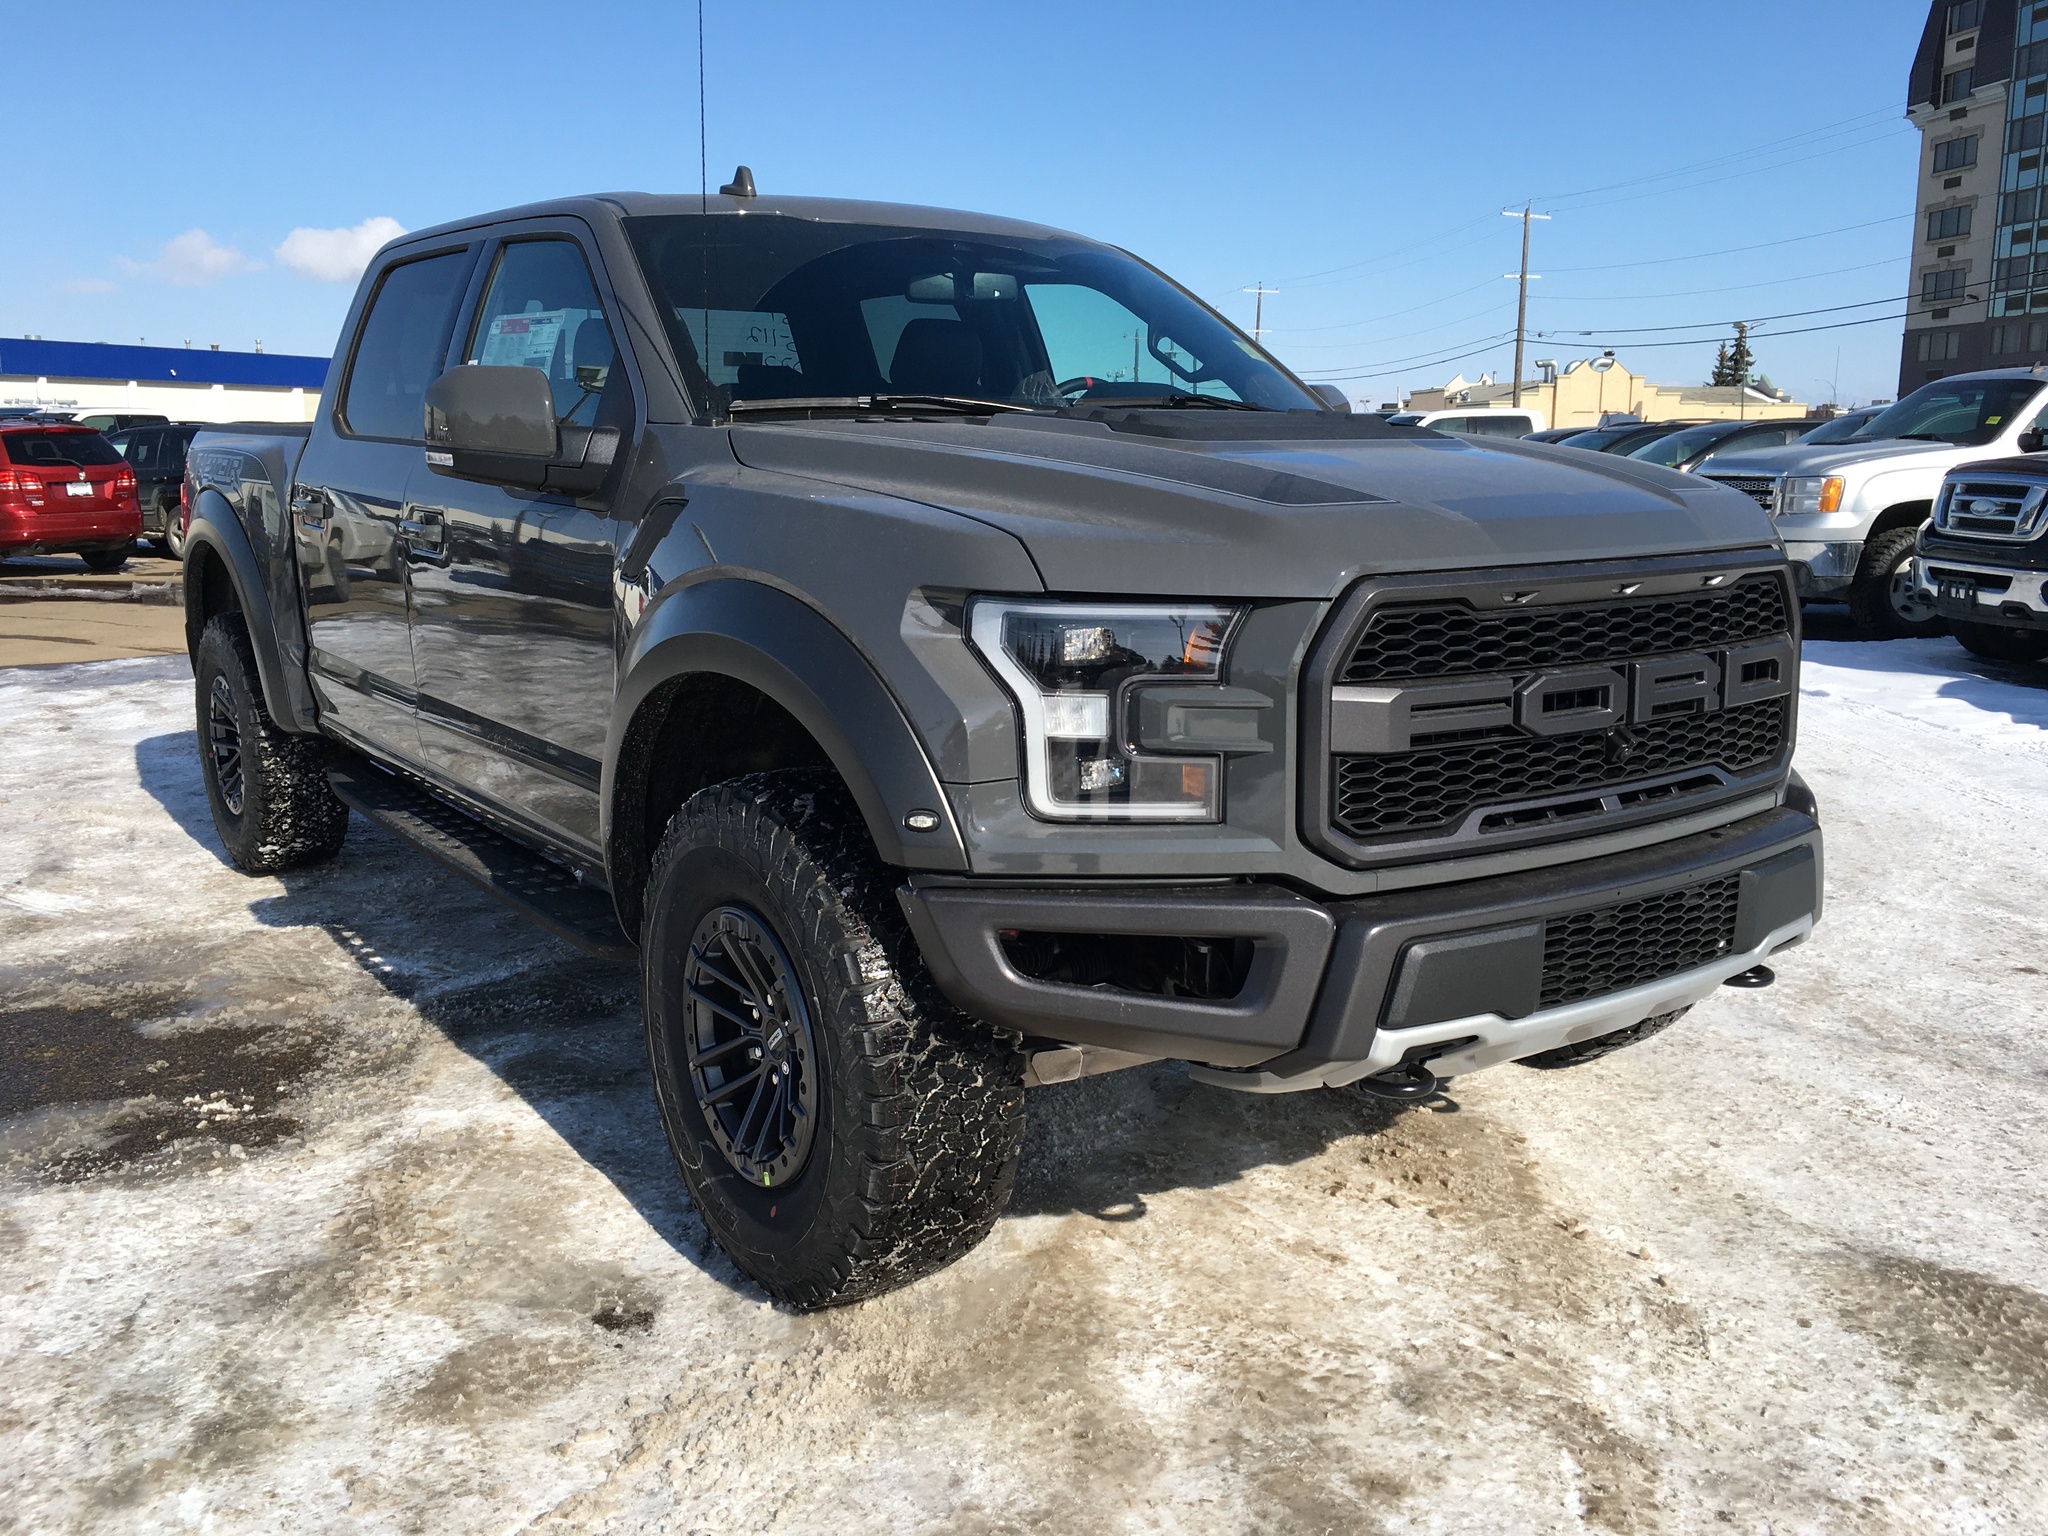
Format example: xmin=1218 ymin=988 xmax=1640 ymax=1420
xmin=1500 ymin=206 xmax=1550 ymax=408
xmin=1243 ymin=283 xmax=1276 ymax=345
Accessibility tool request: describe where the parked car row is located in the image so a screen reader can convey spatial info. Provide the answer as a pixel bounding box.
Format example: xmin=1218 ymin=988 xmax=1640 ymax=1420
xmin=0 ymin=409 xmax=201 ymax=569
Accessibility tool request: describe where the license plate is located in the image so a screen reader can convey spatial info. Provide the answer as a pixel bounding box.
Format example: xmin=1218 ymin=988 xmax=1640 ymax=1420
xmin=63 ymin=481 xmax=93 ymax=498
xmin=1938 ymin=577 xmax=1976 ymax=603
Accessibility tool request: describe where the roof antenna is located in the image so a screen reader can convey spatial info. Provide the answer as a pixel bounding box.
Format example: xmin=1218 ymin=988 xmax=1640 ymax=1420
xmin=720 ymin=165 xmax=756 ymax=198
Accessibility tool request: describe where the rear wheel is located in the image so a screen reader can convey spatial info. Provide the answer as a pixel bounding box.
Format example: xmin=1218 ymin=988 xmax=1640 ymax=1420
xmin=1846 ymin=527 xmax=1942 ymax=639
xmin=1953 ymin=619 xmax=2048 ymax=662
xmin=163 ymin=499 xmax=186 ymax=560
xmin=194 ymin=612 xmax=349 ymax=873
xmin=642 ymin=769 xmax=1025 ymax=1308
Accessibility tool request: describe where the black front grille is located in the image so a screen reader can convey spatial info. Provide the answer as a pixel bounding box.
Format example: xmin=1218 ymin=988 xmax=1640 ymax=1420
xmin=1708 ymin=476 xmax=1778 ymax=512
xmin=1540 ymin=874 xmax=1741 ymax=1008
xmin=1332 ymin=696 xmax=1789 ymax=836
xmin=1341 ymin=572 xmax=1789 ymax=684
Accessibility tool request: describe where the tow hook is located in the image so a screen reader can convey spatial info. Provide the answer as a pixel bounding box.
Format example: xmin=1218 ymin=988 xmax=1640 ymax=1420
xmin=1723 ymin=964 xmax=1775 ymax=989
xmin=1356 ymin=1062 xmax=1440 ymax=1101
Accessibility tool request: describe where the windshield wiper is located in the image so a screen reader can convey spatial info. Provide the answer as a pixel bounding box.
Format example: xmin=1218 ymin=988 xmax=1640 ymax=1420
xmin=1084 ymin=391 xmax=1267 ymax=411
xmin=1894 ymin=432 xmax=1949 ymax=441
xmin=726 ymin=394 xmax=1040 ymax=417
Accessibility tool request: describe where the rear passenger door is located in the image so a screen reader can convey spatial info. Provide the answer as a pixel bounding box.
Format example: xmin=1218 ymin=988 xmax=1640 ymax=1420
xmin=293 ymin=245 xmax=476 ymax=761
xmin=404 ymin=227 xmax=637 ymax=853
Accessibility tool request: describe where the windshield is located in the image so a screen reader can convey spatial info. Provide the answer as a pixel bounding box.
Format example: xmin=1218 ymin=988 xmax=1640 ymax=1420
xmin=1626 ymin=424 xmax=1729 ymax=466
xmin=2 ymin=429 xmax=123 ymax=467
xmin=624 ymin=214 xmax=1318 ymax=415
xmin=1858 ymin=378 xmax=2045 ymax=446
xmin=1798 ymin=410 xmax=1878 ymax=444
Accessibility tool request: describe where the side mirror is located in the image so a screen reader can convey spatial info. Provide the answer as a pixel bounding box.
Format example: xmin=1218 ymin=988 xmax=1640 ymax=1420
xmin=423 ymin=365 xmax=618 ymax=497
xmin=2019 ymin=426 xmax=2046 ymax=454
xmin=1310 ymin=384 xmax=1353 ymax=414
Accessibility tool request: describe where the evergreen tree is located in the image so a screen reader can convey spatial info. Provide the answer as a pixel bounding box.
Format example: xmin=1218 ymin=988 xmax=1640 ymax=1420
xmin=1711 ymin=322 xmax=1757 ymax=389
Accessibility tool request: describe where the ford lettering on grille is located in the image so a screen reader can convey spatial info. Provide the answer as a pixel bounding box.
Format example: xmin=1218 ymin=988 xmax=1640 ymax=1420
xmin=1330 ymin=638 xmax=1793 ymax=755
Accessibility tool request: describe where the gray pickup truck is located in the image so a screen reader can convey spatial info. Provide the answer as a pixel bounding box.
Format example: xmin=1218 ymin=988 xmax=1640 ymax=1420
xmin=178 ymin=178 xmax=1823 ymax=1306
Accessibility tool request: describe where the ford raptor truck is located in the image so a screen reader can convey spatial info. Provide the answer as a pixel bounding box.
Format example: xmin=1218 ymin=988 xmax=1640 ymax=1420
xmin=177 ymin=179 xmax=1824 ymax=1307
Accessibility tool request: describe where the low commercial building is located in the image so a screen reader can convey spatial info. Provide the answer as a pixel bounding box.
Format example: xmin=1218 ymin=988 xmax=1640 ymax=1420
xmin=1405 ymin=354 xmax=1806 ymax=430
xmin=0 ymin=338 xmax=325 ymax=423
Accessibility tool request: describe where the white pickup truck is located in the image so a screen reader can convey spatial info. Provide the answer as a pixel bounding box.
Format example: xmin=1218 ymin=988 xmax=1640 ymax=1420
xmin=1698 ymin=368 xmax=2048 ymax=637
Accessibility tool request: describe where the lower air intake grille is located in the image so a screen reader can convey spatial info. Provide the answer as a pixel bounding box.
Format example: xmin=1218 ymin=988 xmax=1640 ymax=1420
xmin=1331 ymin=696 xmax=1788 ymax=837
xmin=1539 ymin=873 xmax=1741 ymax=1009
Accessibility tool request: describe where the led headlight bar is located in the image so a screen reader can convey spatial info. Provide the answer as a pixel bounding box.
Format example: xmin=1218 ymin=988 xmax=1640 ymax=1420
xmin=968 ymin=599 xmax=1243 ymax=822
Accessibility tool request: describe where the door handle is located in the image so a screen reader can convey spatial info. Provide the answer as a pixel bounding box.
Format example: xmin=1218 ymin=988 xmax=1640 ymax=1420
xmin=291 ymin=486 xmax=330 ymax=529
xmin=398 ymin=507 xmax=447 ymax=566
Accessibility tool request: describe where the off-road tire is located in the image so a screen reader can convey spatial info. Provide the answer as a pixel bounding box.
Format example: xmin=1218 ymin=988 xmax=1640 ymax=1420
xmin=1952 ymin=619 xmax=2048 ymax=662
xmin=1517 ymin=1005 xmax=1690 ymax=1070
xmin=1846 ymin=526 xmax=1943 ymax=639
xmin=79 ymin=545 xmax=130 ymax=574
xmin=194 ymin=612 xmax=349 ymax=874
xmin=642 ymin=769 xmax=1025 ymax=1308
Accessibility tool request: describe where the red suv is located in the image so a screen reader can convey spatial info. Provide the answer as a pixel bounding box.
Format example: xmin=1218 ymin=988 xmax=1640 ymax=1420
xmin=0 ymin=423 xmax=141 ymax=570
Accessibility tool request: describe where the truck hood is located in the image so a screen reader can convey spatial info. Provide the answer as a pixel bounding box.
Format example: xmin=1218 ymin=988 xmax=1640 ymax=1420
xmin=729 ymin=416 xmax=1776 ymax=598
xmin=1702 ymin=437 xmax=1964 ymax=478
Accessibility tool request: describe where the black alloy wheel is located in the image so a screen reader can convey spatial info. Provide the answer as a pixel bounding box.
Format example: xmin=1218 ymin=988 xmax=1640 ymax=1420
xmin=207 ymin=672 xmax=245 ymax=816
xmin=684 ymin=905 xmax=820 ymax=1189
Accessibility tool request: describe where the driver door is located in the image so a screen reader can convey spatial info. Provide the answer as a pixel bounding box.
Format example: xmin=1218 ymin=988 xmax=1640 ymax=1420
xmin=405 ymin=231 xmax=636 ymax=854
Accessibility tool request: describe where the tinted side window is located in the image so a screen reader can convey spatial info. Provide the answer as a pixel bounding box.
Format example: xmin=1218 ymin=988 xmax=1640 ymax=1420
xmin=162 ymin=429 xmax=193 ymax=474
xmin=465 ymin=240 xmax=618 ymax=428
xmin=342 ymin=251 xmax=471 ymax=441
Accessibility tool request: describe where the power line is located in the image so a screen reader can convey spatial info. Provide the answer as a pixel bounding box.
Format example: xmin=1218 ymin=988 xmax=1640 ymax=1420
xmin=1543 ymin=127 xmax=1918 ymax=217
xmin=1537 ymin=291 xmax=1931 ymax=340
xmin=1532 ymin=103 xmax=1900 ymax=204
xmin=1541 ymin=256 xmax=1903 ymax=303
xmin=1545 ymin=214 xmax=1911 ymax=274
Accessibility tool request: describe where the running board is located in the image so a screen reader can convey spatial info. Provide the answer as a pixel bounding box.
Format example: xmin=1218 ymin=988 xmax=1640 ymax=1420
xmin=326 ymin=756 xmax=635 ymax=962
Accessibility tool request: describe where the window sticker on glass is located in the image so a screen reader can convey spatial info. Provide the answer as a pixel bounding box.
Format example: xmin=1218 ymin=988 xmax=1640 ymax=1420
xmin=677 ymin=309 xmax=801 ymax=386
xmin=480 ymin=310 xmax=569 ymax=371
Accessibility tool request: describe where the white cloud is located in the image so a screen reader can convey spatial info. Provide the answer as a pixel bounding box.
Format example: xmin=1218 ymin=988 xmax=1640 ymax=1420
xmin=274 ymin=216 xmax=406 ymax=283
xmin=115 ymin=229 xmax=259 ymax=287
xmin=61 ymin=277 xmax=117 ymax=295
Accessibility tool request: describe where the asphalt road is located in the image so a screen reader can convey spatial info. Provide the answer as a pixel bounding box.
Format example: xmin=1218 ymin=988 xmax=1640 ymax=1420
xmin=2 ymin=636 xmax=2045 ymax=1534
xmin=0 ymin=552 xmax=184 ymax=666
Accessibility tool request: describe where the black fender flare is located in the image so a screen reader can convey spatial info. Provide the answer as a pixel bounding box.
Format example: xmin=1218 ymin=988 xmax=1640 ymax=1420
xmin=183 ymin=488 xmax=311 ymax=732
xmin=604 ymin=576 xmax=969 ymax=878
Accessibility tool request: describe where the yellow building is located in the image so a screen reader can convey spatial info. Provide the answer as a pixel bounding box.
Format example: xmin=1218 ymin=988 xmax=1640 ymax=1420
xmin=1406 ymin=353 xmax=1806 ymax=430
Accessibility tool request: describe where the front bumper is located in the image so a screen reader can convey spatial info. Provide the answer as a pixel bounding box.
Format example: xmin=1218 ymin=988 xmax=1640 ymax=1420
xmin=1782 ymin=540 xmax=1862 ymax=596
xmin=1914 ymin=554 xmax=2048 ymax=628
xmin=901 ymin=801 xmax=1821 ymax=1090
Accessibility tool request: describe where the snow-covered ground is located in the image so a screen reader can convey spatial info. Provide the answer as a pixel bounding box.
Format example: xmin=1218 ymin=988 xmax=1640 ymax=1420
xmin=2 ymin=639 xmax=2045 ymax=1534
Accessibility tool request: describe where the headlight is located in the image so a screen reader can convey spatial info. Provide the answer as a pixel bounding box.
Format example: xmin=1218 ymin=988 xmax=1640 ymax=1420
xmin=968 ymin=599 xmax=1243 ymax=821
xmin=1783 ymin=476 xmax=1845 ymax=516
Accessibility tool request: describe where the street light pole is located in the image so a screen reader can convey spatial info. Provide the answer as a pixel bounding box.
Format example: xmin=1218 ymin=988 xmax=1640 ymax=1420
xmin=1501 ymin=205 xmax=1550 ymax=409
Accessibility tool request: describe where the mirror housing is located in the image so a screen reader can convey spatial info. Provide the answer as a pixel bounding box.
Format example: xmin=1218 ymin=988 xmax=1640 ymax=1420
xmin=1310 ymin=384 xmax=1353 ymax=414
xmin=2019 ymin=425 xmax=2046 ymax=454
xmin=423 ymin=365 xmax=619 ymax=497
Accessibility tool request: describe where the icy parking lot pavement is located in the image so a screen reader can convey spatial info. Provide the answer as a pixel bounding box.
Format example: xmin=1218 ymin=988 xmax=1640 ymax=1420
xmin=2 ymin=642 xmax=2046 ymax=1535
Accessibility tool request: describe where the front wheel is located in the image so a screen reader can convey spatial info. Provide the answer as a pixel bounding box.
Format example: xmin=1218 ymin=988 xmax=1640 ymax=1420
xmin=1953 ymin=619 xmax=2048 ymax=662
xmin=1846 ymin=527 xmax=1943 ymax=639
xmin=642 ymin=770 xmax=1025 ymax=1308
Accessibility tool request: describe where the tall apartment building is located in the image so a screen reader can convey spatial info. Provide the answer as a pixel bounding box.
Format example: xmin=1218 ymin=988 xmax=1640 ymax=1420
xmin=1901 ymin=0 xmax=2048 ymax=389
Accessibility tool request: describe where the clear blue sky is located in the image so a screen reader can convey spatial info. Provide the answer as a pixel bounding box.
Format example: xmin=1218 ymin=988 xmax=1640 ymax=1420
xmin=3 ymin=0 xmax=1935 ymax=408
